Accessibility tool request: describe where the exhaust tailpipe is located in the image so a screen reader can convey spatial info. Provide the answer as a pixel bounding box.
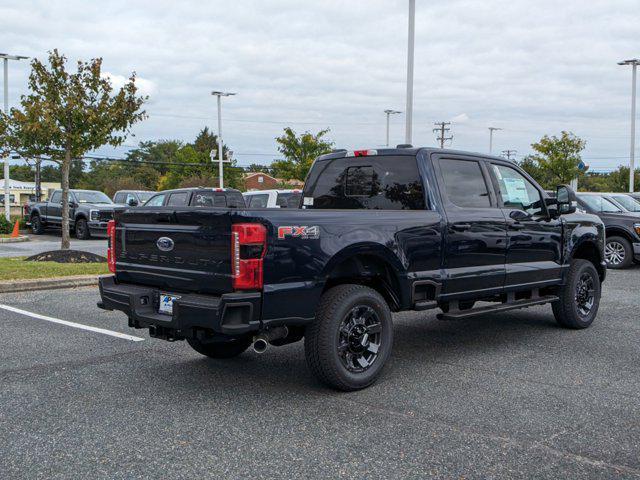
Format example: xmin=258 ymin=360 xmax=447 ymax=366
xmin=252 ymin=326 xmax=288 ymax=354
xmin=253 ymin=338 xmax=268 ymax=354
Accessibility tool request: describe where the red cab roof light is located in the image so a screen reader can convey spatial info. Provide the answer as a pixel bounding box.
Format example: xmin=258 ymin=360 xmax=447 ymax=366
xmin=346 ymin=149 xmax=377 ymax=157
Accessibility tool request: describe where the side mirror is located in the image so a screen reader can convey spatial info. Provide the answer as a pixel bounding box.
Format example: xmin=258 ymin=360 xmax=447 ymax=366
xmin=556 ymin=185 xmax=577 ymax=215
xmin=127 ymin=198 xmax=138 ymax=206
xmin=69 ymin=201 xmax=78 ymax=208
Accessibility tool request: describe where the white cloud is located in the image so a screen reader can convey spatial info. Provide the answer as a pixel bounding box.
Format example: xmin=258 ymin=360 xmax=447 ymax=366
xmin=1 ymin=0 xmax=638 ymax=168
xmin=451 ymin=113 xmax=469 ymax=123
xmin=103 ymin=72 xmax=157 ymax=98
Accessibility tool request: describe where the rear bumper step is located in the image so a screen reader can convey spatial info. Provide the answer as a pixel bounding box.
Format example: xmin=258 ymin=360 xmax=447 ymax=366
xmin=437 ymin=295 xmax=558 ymax=321
xmin=98 ymin=275 xmax=261 ymax=338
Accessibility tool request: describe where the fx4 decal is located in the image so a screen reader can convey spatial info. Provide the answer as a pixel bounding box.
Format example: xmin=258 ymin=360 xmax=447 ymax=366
xmin=278 ymin=225 xmax=320 ymax=240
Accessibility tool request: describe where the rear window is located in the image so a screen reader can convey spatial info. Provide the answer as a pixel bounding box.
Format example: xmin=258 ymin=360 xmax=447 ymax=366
xmin=303 ymin=156 xmax=426 ymax=210
xmin=276 ymin=192 xmax=301 ymax=208
xmin=190 ymin=191 xmax=246 ymax=208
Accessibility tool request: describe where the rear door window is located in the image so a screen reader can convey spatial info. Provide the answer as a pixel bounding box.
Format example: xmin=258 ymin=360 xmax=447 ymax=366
xmin=438 ymin=159 xmax=491 ymax=208
xmin=303 ymin=155 xmax=426 ymax=210
xmin=114 ymin=192 xmax=125 ymax=203
xmin=167 ymin=192 xmax=190 ymax=206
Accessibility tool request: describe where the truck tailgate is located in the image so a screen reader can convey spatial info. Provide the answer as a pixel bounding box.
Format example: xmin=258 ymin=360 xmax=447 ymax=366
xmin=114 ymin=208 xmax=233 ymax=294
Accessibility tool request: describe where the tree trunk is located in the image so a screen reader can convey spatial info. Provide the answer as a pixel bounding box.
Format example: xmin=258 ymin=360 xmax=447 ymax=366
xmin=60 ymin=151 xmax=71 ymax=250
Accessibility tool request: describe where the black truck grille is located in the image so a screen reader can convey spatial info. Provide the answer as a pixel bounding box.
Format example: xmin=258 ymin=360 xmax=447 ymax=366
xmin=98 ymin=211 xmax=114 ymax=221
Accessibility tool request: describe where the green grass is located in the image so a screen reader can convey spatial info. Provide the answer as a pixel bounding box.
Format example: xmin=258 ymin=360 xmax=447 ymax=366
xmin=0 ymin=257 xmax=109 ymax=281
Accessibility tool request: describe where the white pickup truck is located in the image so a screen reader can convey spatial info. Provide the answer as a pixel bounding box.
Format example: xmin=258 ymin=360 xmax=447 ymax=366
xmin=242 ymin=189 xmax=302 ymax=208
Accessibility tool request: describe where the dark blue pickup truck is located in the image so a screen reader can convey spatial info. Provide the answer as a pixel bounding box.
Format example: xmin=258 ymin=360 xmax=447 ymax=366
xmin=99 ymin=147 xmax=606 ymax=390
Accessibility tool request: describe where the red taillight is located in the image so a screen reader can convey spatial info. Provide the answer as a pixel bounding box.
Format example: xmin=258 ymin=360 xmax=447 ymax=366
xmin=107 ymin=220 xmax=116 ymax=273
xmin=231 ymin=223 xmax=266 ymax=290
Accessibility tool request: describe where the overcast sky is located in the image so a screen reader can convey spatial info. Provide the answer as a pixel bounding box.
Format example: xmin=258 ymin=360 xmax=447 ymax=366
xmin=2 ymin=0 xmax=638 ymax=171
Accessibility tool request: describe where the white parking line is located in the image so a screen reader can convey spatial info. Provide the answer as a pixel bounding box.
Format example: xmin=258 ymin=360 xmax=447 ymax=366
xmin=0 ymin=304 xmax=145 ymax=342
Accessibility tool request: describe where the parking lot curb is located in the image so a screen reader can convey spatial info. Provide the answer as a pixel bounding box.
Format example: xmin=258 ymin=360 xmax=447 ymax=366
xmin=0 ymin=235 xmax=29 ymax=244
xmin=0 ymin=275 xmax=100 ymax=293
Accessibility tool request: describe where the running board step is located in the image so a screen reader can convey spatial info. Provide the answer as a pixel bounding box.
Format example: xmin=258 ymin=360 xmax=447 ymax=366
xmin=437 ymin=295 xmax=559 ymax=321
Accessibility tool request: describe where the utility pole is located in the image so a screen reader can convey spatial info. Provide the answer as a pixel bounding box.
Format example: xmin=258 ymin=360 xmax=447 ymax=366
xmin=35 ymin=158 xmax=42 ymax=201
xmin=1 ymin=53 xmax=28 ymax=221
xmin=502 ymin=150 xmax=517 ymax=161
xmin=405 ymin=0 xmax=415 ymax=145
xmin=433 ymin=122 xmax=453 ymax=148
xmin=211 ymin=91 xmax=236 ymax=189
xmin=618 ymin=59 xmax=639 ymax=193
xmin=488 ymin=127 xmax=502 ymax=154
xmin=384 ymin=109 xmax=402 ymax=146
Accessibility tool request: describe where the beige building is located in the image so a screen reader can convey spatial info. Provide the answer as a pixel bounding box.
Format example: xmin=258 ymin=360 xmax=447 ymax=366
xmin=0 ymin=179 xmax=61 ymax=216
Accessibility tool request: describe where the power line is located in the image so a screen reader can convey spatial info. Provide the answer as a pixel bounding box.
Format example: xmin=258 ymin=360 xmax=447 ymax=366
xmin=501 ymin=150 xmax=517 ymax=161
xmin=433 ymin=122 xmax=453 ymax=148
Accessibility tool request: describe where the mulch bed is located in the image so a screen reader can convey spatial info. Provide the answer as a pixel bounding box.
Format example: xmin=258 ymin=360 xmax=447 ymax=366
xmin=26 ymin=250 xmax=107 ymax=263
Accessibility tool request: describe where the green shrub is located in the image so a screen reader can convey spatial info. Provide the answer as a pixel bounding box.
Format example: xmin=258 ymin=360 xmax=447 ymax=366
xmin=0 ymin=216 xmax=12 ymax=234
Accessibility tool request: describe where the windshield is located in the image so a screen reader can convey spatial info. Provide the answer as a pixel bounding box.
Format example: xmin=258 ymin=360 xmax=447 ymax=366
xmin=578 ymin=194 xmax=622 ymax=213
xmin=138 ymin=192 xmax=155 ymax=203
xmin=611 ymin=194 xmax=640 ymax=212
xmin=75 ymin=191 xmax=113 ymax=204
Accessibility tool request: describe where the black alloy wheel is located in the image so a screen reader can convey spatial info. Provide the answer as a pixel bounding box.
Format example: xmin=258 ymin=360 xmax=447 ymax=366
xmin=337 ymin=305 xmax=382 ymax=373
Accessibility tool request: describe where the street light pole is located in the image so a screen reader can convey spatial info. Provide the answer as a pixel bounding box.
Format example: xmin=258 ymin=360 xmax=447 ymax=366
xmin=488 ymin=127 xmax=502 ymax=154
xmin=1 ymin=53 xmax=28 ymax=221
xmin=211 ymin=91 xmax=236 ymax=189
xmin=384 ymin=109 xmax=402 ymax=146
xmin=618 ymin=59 xmax=639 ymax=193
xmin=405 ymin=0 xmax=415 ymax=145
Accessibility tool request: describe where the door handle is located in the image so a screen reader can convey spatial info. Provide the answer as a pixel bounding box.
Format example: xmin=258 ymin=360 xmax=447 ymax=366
xmin=451 ymin=223 xmax=471 ymax=232
xmin=509 ymin=222 xmax=525 ymax=230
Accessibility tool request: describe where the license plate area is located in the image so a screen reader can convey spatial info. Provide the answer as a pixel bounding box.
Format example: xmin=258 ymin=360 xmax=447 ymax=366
xmin=158 ymin=293 xmax=181 ymax=315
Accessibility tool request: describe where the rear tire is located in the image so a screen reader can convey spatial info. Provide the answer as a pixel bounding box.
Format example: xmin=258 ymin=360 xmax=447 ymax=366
xmin=31 ymin=215 xmax=45 ymax=235
xmin=75 ymin=218 xmax=91 ymax=240
xmin=604 ymin=236 xmax=632 ymax=269
xmin=304 ymin=284 xmax=393 ymax=391
xmin=552 ymin=259 xmax=601 ymax=329
xmin=187 ymin=336 xmax=251 ymax=358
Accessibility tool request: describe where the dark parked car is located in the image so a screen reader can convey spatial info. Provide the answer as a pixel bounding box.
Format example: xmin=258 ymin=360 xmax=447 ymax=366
xmin=143 ymin=187 xmax=246 ymax=208
xmin=27 ymin=189 xmax=122 ymax=239
xmin=99 ymin=147 xmax=605 ymax=390
xmin=576 ymin=192 xmax=640 ymax=269
xmin=603 ymin=192 xmax=640 ymax=213
xmin=113 ymin=190 xmax=156 ymax=207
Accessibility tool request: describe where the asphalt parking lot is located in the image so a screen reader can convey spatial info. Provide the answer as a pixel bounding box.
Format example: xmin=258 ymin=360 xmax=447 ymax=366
xmin=1 ymin=267 xmax=639 ymax=479
xmin=0 ymin=233 xmax=106 ymax=258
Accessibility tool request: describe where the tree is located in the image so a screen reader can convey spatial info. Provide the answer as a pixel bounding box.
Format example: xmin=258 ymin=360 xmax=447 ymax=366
xmin=526 ymin=131 xmax=586 ymax=188
xmin=246 ymin=163 xmax=271 ymax=173
xmin=0 ymin=50 xmax=146 ymax=249
xmin=9 ymin=164 xmax=35 ymax=182
xmin=274 ymin=127 xmax=333 ymax=180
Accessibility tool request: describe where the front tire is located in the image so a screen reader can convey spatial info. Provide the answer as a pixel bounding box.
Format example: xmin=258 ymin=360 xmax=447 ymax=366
xmin=305 ymin=284 xmax=393 ymax=391
xmin=604 ymin=236 xmax=632 ymax=269
xmin=552 ymin=259 xmax=601 ymax=329
xmin=75 ymin=218 xmax=91 ymax=240
xmin=31 ymin=215 xmax=45 ymax=235
xmin=187 ymin=336 xmax=251 ymax=358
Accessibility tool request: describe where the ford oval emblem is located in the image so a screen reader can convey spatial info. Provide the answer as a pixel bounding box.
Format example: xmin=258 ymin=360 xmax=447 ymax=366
xmin=156 ymin=237 xmax=174 ymax=252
